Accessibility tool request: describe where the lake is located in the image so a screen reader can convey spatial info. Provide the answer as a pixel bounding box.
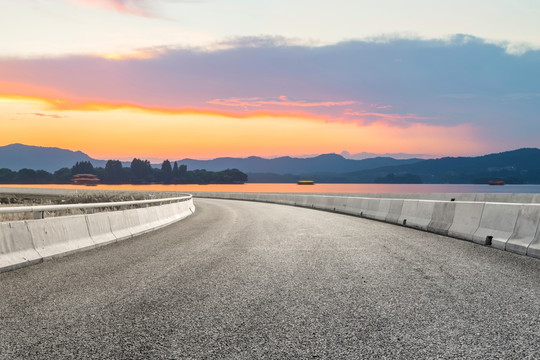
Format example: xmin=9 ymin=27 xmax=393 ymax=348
xmin=2 ymin=183 xmax=540 ymax=194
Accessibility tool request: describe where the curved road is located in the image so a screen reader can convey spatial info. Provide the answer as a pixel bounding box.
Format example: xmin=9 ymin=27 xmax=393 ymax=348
xmin=2 ymin=198 xmax=540 ymax=359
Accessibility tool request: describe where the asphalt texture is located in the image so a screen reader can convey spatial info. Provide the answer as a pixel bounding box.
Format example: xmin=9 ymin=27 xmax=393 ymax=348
xmin=2 ymin=198 xmax=540 ymax=359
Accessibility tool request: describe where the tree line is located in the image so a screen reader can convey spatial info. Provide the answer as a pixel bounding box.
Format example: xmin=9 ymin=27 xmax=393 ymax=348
xmin=0 ymin=159 xmax=247 ymax=185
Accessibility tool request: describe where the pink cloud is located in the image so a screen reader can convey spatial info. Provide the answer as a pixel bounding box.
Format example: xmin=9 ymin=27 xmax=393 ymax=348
xmin=17 ymin=112 xmax=67 ymax=119
xmin=76 ymin=0 xmax=156 ymax=18
xmin=33 ymin=113 xmax=66 ymax=119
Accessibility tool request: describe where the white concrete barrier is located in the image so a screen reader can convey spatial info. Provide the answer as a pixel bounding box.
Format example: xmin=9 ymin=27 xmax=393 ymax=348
xmin=0 ymin=221 xmax=42 ymax=271
xmin=526 ymin=226 xmax=540 ymax=259
xmin=472 ymin=203 xmax=520 ymax=248
xmin=344 ymin=197 xmax=367 ymax=217
xmin=27 ymin=215 xmax=93 ymax=259
xmin=363 ymin=198 xmax=382 ymax=220
xmin=427 ymin=202 xmax=456 ymax=235
xmin=108 ymin=210 xmax=133 ymax=240
xmin=399 ymin=200 xmax=435 ymax=230
xmin=86 ymin=212 xmax=117 ymax=246
xmin=385 ymin=199 xmax=404 ymax=225
xmin=1 ymin=196 xmax=194 ymax=272
xmin=447 ymin=202 xmax=485 ymax=241
xmin=506 ymin=205 xmax=540 ymax=255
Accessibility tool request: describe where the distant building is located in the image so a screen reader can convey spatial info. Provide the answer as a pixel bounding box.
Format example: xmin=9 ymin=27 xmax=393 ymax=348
xmin=71 ymin=174 xmax=99 ymax=186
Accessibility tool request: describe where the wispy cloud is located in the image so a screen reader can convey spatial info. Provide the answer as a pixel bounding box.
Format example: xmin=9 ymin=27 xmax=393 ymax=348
xmin=32 ymin=112 xmax=66 ymax=119
xmin=208 ymin=96 xmax=358 ymax=109
xmin=16 ymin=112 xmax=67 ymax=119
xmin=75 ymin=0 xmax=200 ymax=18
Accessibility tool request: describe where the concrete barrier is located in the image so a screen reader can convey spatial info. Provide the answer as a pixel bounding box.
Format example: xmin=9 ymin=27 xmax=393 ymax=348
xmin=27 ymin=215 xmax=93 ymax=259
xmin=0 ymin=221 xmax=42 ymax=271
xmin=447 ymin=202 xmax=485 ymax=241
xmin=526 ymin=226 xmax=540 ymax=259
xmin=108 ymin=210 xmax=133 ymax=240
xmin=385 ymin=199 xmax=404 ymax=224
xmin=398 ymin=200 xmax=435 ymax=230
xmin=506 ymin=205 xmax=540 ymax=255
xmin=86 ymin=212 xmax=117 ymax=246
xmin=371 ymin=199 xmax=391 ymax=221
xmin=472 ymin=203 xmax=520 ymax=248
xmin=427 ymin=202 xmax=456 ymax=235
xmin=1 ymin=197 xmax=195 ymax=272
xmin=363 ymin=198 xmax=382 ymax=220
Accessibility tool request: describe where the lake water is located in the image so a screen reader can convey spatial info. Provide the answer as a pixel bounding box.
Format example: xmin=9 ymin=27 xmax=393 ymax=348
xmin=2 ymin=183 xmax=540 ymax=194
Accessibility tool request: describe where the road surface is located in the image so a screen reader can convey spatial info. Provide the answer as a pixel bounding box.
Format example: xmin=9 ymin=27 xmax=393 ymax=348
xmin=2 ymin=198 xmax=540 ymax=359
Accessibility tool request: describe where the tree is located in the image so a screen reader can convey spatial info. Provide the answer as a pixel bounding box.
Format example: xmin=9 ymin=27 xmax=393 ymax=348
xmin=178 ymin=164 xmax=187 ymax=183
xmin=71 ymin=161 xmax=94 ymax=175
xmin=172 ymin=161 xmax=179 ymax=183
xmin=105 ymin=160 xmax=124 ymax=184
xmin=161 ymin=160 xmax=172 ymax=184
xmin=53 ymin=168 xmax=72 ymax=183
xmin=0 ymin=168 xmax=15 ymax=184
xmin=130 ymin=158 xmax=153 ymax=183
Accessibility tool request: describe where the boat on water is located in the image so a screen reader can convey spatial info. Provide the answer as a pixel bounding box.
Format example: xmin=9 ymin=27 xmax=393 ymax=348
xmin=297 ymin=180 xmax=315 ymax=185
xmin=71 ymin=174 xmax=100 ymax=186
xmin=488 ymin=180 xmax=505 ymax=185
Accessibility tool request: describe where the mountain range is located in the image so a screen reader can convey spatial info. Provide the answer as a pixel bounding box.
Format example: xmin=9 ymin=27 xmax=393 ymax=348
xmin=0 ymin=143 xmax=421 ymax=174
xmin=1 ymin=143 xmax=540 ymax=184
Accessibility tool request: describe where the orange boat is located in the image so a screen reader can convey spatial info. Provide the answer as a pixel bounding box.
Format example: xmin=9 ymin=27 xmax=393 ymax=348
xmin=488 ymin=180 xmax=505 ymax=186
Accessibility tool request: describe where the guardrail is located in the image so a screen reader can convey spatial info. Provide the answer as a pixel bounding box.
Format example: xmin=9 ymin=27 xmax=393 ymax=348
xmin=1 ymin=194 xmax=195 ymax=272
xmin=0 ymin=195 xmax=193 ymax=220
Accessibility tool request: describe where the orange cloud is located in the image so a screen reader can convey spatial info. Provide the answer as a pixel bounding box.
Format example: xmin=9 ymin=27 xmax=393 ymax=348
xmin=0 ymin=92 xmax=323 ymax=122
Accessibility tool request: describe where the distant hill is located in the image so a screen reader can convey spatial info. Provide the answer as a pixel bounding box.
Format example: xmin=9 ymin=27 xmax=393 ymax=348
xmin=340 ymin=148 xmax=540 ymax=184
xmin=0 ymin=144 xmax=423 ymax=174
xmin=173 ymin=154 xmax=422 ymax=175
xmin=0 ymin=144 xmax=106 ymax=172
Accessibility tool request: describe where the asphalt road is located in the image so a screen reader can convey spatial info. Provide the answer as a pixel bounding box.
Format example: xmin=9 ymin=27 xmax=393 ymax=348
xmin=2 ymin=198 xmax=540 ymax=359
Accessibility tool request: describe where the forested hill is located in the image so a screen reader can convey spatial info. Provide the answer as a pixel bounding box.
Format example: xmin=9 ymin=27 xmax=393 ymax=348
xmin=174 ymin=154 xmax=422 ymax=174
xmin=0 ymin=144 xmax=423 ymax=174
xmin=0 ymin=143 xmax=106 ymax=172
xmin=340 ymin=148 xmax=540 ymax=184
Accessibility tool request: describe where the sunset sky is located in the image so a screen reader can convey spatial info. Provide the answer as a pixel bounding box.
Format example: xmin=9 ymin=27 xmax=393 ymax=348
xmin=1 ymin=0 xmax=539 ymax=161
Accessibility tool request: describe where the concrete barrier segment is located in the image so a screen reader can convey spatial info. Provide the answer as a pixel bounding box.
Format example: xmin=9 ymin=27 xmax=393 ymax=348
xmin=398 ymin=200 xmax=418 ymax=227
xmin=398 ymin=200 xmax=435 ymax=231
xmin=526 ymin=224 xmax=540 ymax=259
xmin=362 ymin=198 xmax=382 ymax=220
xmin=385 ymin=199 xmax=404 ymax=224
xmin=472 ymin=203 xmax=520 ymax=248
xmin=506 ymin=205 xmax=540 ymax=255
xmin=0 ymin=221 xmax=42 ymax=272
xmin=27 ymin=215 xmax=92 ymax=260
xmin=447 ymin=202 xmax=485 ymax=241
xmin=108 ymin=211 xmax=134 ymax=240
xmin=343 ymin=197 xmax=367 ymax=216
xmin=123 ymin=208 xmax=150 ymax=236
xmin=369 ymin=199 xmax=390 ymax=221
xmin=427 ymin=202 xmax=456 ymax=235
xmin=85 ymin=212 xmax=117 ymax=246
